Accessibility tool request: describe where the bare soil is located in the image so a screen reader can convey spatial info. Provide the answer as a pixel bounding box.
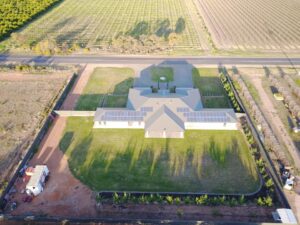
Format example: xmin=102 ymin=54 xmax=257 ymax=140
xmin=0 ymin=72 xmax=69 ymax=180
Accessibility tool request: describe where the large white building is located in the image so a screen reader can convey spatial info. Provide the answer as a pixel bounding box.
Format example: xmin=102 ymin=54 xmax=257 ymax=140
xmin=94 ymin=87 xmax=237 ymax=138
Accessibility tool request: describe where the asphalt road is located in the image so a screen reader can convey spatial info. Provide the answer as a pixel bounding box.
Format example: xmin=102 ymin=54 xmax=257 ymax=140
xmin=1 ymin=54 xmax=300 ymax=65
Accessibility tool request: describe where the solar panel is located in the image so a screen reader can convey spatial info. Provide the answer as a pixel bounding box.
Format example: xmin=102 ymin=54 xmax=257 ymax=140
xmin=184 ymin=111 xmax=229 ymax=123
xmin=102 ymin=110 xmax=145 ymax=122
xmin=141 ymin=107 xmax=153 ymax=112
xmin=177 ymin=107 xmax=190 ymax=113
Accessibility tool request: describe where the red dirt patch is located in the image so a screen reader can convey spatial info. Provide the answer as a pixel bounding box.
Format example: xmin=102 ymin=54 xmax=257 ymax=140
xmin=61 ymin=64 xmax=99 ymax=110
xmin=9 ymin=117 xmax=96 ymax=217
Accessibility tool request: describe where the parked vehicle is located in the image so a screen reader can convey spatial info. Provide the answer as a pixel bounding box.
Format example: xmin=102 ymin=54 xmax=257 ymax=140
xmin=272 ymin=208 xmax=297 ymax=224
xmin=25 ymin=165 xmax=49 ymax=196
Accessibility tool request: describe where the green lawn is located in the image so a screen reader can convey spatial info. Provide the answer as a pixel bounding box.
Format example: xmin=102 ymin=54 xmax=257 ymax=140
xmin=151 ymin=67 xmax=174 ymax=83
xmin=75 ymin=67 xmax=134 ymax=110
xmin=104 ymin=96 xmax=128 ymax=108
xmin=192 ymin=68 xmax=231 ymax=108
xmin=60 ymin=117 xmax=260 ymax=193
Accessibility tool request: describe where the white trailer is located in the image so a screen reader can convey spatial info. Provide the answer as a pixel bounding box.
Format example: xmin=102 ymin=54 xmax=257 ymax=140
xmin=272 ymin=208 xmax=298 ymax=224
xmin=25 ymin=165 xmax=49 ymax=196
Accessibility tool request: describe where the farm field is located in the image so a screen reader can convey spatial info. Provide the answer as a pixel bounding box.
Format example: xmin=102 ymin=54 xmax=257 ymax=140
xmin=195 ymin=0 xmax=300 ymax=52
xmin=5 ymin=0 xmax=210 ymax=54
xmin=192 ymin=68 xmax=231 ymax=108
xmin=0 ymin=72 xmax=69 ymax=180
xmin=0 ymin=0 xmax=61 ymax=40
xmin=75 ymin=67 xmax=135 ymax=110
xmin=233 ymin=67 xmax=297 ymax=164
xmin=59 ymin=117 xmax=260 ymax=193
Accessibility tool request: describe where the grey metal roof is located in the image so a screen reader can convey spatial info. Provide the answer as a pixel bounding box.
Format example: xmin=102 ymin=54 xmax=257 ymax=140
xmin=145 ymin=105 xmax=184 ymax=132
xmin=94 ymin=88 xmax=237 ymax=130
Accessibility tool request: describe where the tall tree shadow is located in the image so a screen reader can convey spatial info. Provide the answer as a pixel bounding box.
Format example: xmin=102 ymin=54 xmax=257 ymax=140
xmin=127 ymin=21 xmax=150 ymax=39
xmin=155 ymin=19 xmax=172 ymax=39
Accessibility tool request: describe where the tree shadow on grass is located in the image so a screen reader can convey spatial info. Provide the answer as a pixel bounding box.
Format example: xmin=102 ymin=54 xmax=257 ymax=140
xmin=69 ymin=134 xmax=93 ymax=176
xmin=199 ymin=136 xmax=260 ymax=194
xmin=113 ymin=77 xmax=134 ymax=94
xmin=76 ymin=77 xmax=134 ymax=110
xmin=75 ymin=94 xmax=105 ymax=110
xmin=59 ymin=131 xmax=74 ymax=154
xmin=64 ymin=128 xmax=260 ymax=193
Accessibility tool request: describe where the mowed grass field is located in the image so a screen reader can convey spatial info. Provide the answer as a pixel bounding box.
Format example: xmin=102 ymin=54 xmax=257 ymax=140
xmin=192 ymin=68 xmax=231 ymax=108
xmin=8 ymin=0 xmax=210 ymax=53
xmin=75 ymin=67 xmax=134 ymax=110
xmin=196 ymin=0 xmax=300 ymax=52
xmin=60 ymin=117 xmax=260 ymax=193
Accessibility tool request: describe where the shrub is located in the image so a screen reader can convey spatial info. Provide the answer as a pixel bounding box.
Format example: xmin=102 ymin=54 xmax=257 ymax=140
xmin=229 ymin=197 xmax=238 ymax=207
xmin=113 ymin=192 xmax=120 ymax=204
xmin=238 ymin=195 xmax=246 ymax=205
xmin=195 ymin=195 xmax=208 ymax=205
xmin=165 ymin=195 xmax=173 ymax=204
xmin=138 ymin=195 xmax=148 ymax=204
xmin=265 ymin=178 xmax=274 ymax=188
xmin=95 ymin=194 xmax=104 ymax=203
xmin=154 ymin=194 xmax=163 ymax=203
xmin=184 ymin=196 xmax=192 ymax=204
xmin=263 ymin=196 xmax=273 ymax=207
xmin=256 ymin=197 xmax=264 ymax=206
xmin=174 ymin=197 xmax=181 ymax=205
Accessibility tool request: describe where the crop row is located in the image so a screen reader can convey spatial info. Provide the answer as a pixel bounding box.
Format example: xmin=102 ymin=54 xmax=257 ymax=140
xmin=7 ymin=0 xmax=209 ymax=51
xmin=196 ymin=0 xmax=300 ymax=51
xmin=0 ymin=0 xmax=61 ymax=40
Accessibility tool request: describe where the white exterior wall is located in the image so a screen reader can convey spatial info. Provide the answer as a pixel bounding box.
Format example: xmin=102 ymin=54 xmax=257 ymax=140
xmin=145 ymin=131 xmax=184 ymax=138
xmin=93 ymin=121 xmax=144 ymax=129
xmin=185 ymin=122 xmax=237 ymax=130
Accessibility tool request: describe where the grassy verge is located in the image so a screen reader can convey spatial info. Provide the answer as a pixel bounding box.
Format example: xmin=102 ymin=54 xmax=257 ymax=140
xmin=192 ymin=68 xmax=230 ymax=108
xmin=60 ymin=117 xmax=260 ymax=193
xmin=75 ymin=67 xmax=134 ymax=110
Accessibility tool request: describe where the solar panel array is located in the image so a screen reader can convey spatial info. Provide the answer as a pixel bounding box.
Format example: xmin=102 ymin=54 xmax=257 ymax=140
xmin=141 ymin=107 xmax=153 ymax=112
xmin=177 ymin=107 xmax=190 ymax=113
xmin=183 ymin=111 xmax=229 ymax=123
xmin=101 ymin=111 xmax=146 ymax=121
